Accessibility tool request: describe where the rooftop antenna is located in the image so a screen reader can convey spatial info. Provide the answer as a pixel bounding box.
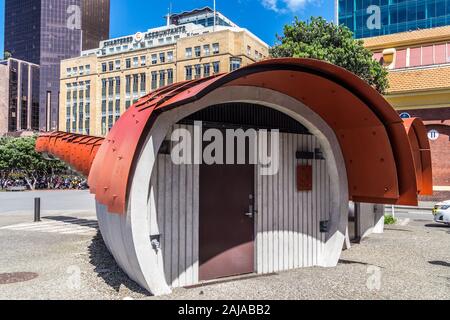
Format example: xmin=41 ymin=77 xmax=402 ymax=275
xmin=213 ymin=0 xmax=216 ymax=31
xmin=166 ymin=3 xmax=171 ymax=27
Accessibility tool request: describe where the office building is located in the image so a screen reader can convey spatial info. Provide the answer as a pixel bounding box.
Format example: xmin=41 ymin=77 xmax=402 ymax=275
xmin=0 ymin=58 xmax=40 ymax=136
xmin=59 ymin=7 xmax=269 ymax=136
xmin=4 ymin=0 xmax=110 ymax=131
xmin=338 ymin=0 xmax=450 ymax=38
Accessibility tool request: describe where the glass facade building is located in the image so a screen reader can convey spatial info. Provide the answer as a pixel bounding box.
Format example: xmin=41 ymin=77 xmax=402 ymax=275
xmin=4 ymin=0 xmax=110 ymax=132
xmin=338 ymin=0 xmax=450 ymax=38
xmin=0 ymin=58 xmax=40 ymax=133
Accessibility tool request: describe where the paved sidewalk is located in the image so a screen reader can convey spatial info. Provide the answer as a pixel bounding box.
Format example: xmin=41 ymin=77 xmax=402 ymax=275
xmin=0 ymin=216 xmax=448 ymax=300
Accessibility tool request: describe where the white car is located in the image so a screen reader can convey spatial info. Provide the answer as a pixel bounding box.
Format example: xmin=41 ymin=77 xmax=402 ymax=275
xmin=432 ymin=200 xmax=450 ymax=225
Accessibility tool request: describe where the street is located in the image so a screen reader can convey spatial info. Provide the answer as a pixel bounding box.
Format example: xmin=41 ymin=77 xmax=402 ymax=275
xmin=0 ymin=191 xmax=448 ymax=299
xmin=0 ymin=190 xmax=96 ymax=227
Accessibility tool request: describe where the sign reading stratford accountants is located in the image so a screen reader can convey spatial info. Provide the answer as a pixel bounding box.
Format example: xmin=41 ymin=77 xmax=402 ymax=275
xmin=101 ymin=26 xmax=187 ymax=48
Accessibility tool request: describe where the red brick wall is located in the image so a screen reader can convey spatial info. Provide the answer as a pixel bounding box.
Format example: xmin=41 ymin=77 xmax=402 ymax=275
xmin=398 ymin=108 xmax=450 ymax=201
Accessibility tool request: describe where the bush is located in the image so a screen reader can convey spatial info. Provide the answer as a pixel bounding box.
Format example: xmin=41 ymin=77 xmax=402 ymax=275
xmin=384 ymin=215 xmax=397 ymax=225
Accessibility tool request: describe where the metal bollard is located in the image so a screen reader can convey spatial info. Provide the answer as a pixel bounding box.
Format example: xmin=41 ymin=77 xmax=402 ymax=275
xmin=34 ymin=198 xmax=41 ymax=222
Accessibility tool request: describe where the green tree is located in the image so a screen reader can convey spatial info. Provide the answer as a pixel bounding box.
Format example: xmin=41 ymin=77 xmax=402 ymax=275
xmin=270 ymin=17 xmax=389 ymax=94
xmin=0 ymin=136 xmax=69 ymax=190
xmin=3 ymin=51 xmax=12 ymax=60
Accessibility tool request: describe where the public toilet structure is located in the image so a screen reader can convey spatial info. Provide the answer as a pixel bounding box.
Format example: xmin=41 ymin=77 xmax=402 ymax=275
xmin=36 ymin=58 xmax=432 ymax=295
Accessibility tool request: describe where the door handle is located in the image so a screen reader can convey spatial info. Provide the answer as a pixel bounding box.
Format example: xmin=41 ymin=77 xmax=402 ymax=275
xmin=245 ymin=195 xmax=255 ymax=219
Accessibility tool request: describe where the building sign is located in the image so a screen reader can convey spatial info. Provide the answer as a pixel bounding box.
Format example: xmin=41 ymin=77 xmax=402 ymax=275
xmin=427 ymin=129 xmax=439 ymax=141
xmin=399 ymin=112 xmax=411 ymax=119
xmin=101 ymin=26 xmax=187 ymax=49
xmin=134 ymin=32 xmax=144 ymax=42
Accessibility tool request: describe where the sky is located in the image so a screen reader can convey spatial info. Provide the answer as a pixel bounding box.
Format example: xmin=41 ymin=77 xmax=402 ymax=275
xmin=0 ymin=0 xmax=335 ymax=55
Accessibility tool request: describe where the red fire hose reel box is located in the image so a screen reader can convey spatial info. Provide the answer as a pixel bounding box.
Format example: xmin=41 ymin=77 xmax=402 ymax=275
xmin=297 ymin=165 xmax=313 ymax=191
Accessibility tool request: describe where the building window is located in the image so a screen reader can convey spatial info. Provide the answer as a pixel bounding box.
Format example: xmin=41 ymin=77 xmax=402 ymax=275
xmin=159 ymin=70 xmax=166 ymax=88
xmin=108 ymin=100 xmax=114 ymax=116
xmin=167 ymin=69 xmax=174 ymax=85
xmin=101 ymin=116 xmax=107 ymax=136
xmin=247 ymin=45 xmax=251 ymax=56
xmin=108 ymin=61 xmax=114 ymax=71
xmin=115 ymin=99 xmax=121 ymax=121
xmin=160 ymin=52 xmax=165 ymax=63
xmin=85 ymin=81 xmax=91 ymax=100
xmin=102 ymin=63 xmax=107 ymax=72
xmin=101 ymin=100 xmax=107 ymax=115
xmin=132 ymin=74 xmax=139 ymax=95
xmin=115 ymin=60 xmax=121 ymax=70
xmin=108 ymin=78 xmax=114 ymax=98
xmin=126 ymin=58 xmax=131 ymax=69
xmin=230 ymin=57 xmax=242 ymax=71
xmin=125 ymin=75 xmax=131 ymax=97
xmin=79 ymin=66 xmax=84 ymax=75
xmin=185 ymin=47 xmax=192 ymax=58
xmin=159 ymin=38 xmax=164 ymax=45
xmin=151 ymin=71 xmax=157 ymax=90
xmin=185 ymin=66 xmax=193 ymax=80
xmin=194 ymin=46 xmax=201 ymax=57
xmin=133 ymin=57 xmax=139 ymax=67
xmin=66 ymin=68 xmax=72 ymax=77
xmin=140 ymin=73 xmax=146 ymax=95
xmin=194 ymin=64 xmax=201 ymax=79
xmin=115 ymin=77 xmax=121 ymax=96
xmin=78 ymin=102 xmax=84 ymax=132
xmin=204 ymin=64 xmax=211 ymax=77
xmin=151 ymin=54 xmax=157 ymax=64
xmin=101 ymin=79 xmax=107 ymax=98
xmin=212 ymin=61 xmax=220 ymax=74
xmin=167 ymin=51 xmax=174 ymax=62
xmin=204 ymin=44 xmax=210 ymax=56
xmin=212 ymin=43 xmax=220 ymax=54
xmin=125 ymin=100 xmax=131 ymax=110
xmin=140 ymin=56 xmax=146 ymax=66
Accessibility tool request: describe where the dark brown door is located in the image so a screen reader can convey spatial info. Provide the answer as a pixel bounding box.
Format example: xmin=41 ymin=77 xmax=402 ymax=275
xmin=199 ymin=163 xmax=255 ymax=281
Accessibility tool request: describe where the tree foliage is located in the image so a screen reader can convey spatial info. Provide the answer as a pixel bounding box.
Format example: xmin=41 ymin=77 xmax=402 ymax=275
xmin=270 ymin=17 xmax=389 ymax=94
xmin=0 ymin=136 xmax=69 ymax=189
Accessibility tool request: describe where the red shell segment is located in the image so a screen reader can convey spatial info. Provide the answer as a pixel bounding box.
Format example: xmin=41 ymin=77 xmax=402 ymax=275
xmin=35 ymin=58 xmax=433 ymax=214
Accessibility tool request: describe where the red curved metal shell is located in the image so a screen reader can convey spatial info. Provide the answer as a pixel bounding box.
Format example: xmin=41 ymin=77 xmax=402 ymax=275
xmin=35 ymin=132 xmax=104 ymax=177
xmin=403 ymin=118 xmax=433 ymax=196
xmin=37 ymin=58 xmax=429 ymax=214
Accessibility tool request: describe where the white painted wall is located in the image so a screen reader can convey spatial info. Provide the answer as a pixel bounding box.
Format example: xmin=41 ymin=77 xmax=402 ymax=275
xmin=150 ymin=124 xmax=200 ymax=288
xmin=150 ymin=126 xmax=332 ymax=287
xmin=255 ymin=132 xmax=331 ymax=273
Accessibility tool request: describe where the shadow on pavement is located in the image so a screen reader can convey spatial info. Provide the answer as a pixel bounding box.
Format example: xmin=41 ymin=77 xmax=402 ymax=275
xmin=429 ymin=260 xmax=450 ymax=268
xmin=88 ymin=231 xmax=151 ymax=296
xmin=45 ymin=216 xmax=98 ymax=229
xmin=425 ymin=223 xmax=450 ymax=229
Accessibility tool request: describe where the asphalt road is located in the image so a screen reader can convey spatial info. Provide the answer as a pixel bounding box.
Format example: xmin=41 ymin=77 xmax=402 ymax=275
xmin=0 ymin=190 xmax=96 ymax=227
xmin=0 ymin=192 xmax=447 ymax=300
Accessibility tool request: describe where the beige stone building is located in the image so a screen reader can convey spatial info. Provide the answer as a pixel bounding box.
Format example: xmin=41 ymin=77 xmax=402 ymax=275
xmin=0 ymin=58 xmax=40 ymax=136
xmin=59 ymin=7 xmax=269 ymax=137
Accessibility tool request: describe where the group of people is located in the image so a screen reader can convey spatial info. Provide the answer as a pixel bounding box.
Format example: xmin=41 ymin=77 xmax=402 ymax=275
xmin=0 ymin=175 xmax=88 ymax=191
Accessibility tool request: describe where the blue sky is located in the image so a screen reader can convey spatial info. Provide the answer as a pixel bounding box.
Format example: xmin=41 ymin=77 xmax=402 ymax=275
xmin=0 ymin=0 xmax=334 ymax=55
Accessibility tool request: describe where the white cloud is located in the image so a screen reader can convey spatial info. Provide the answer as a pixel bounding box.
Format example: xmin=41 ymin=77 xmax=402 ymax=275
xmin=262 ymin=0 xmax=280 ymax=12
xmin=285 ymin=0 xmax=308 ymax=11
xmin=261 ymin=0 xmax=319 ymax=13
